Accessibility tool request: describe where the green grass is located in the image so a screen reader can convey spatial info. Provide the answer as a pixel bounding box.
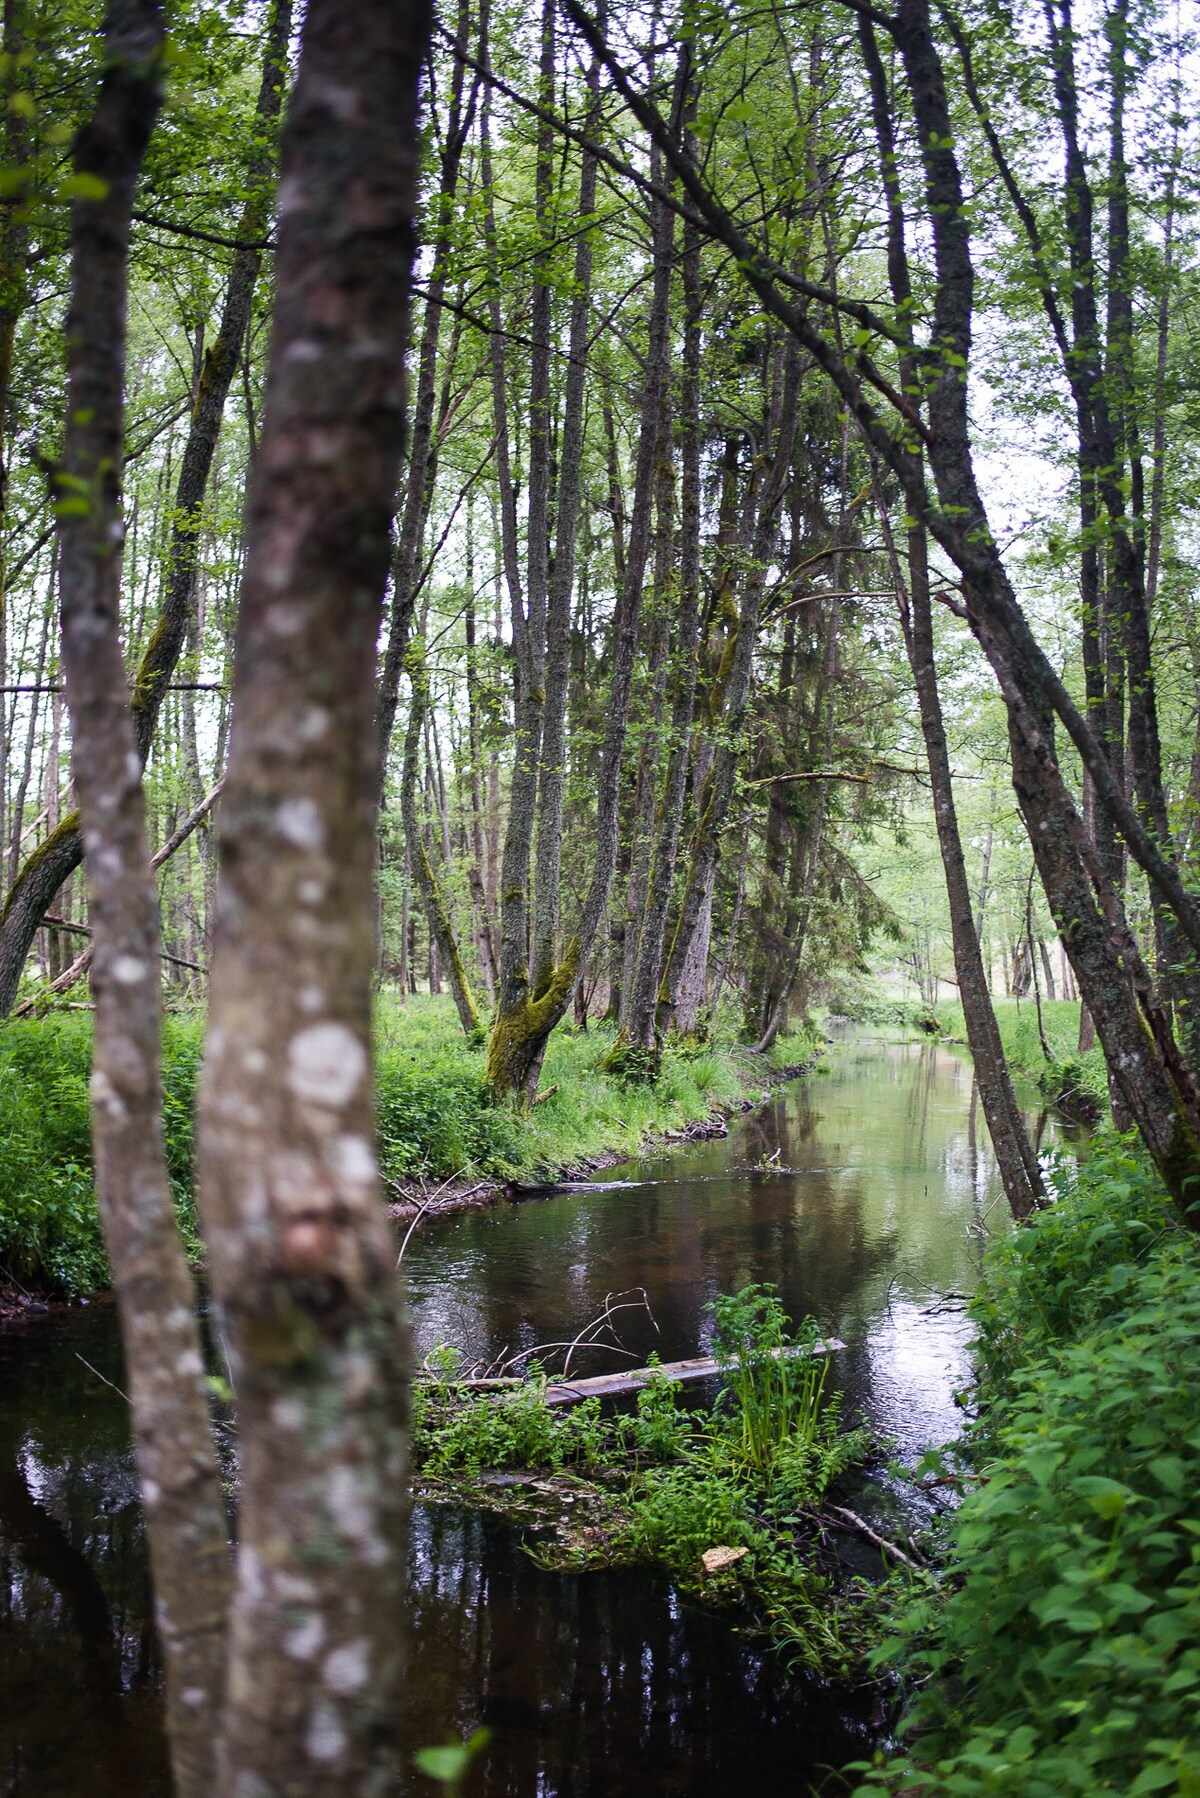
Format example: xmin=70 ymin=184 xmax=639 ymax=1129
xmin=936 ymin=996 xmax=1109 ymax=1119
xmin=0 ymin=994 xmax=794 ymax=1295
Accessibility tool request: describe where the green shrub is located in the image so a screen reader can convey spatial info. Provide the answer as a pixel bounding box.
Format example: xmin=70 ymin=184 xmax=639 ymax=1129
xmin=851 ymin=1148 xmax=1200 ymax=1796
xmin=970 ymin=1133 xmax=1179 ymax=1387
xmin=709 ymin=1283 xmax=836 ymax=1476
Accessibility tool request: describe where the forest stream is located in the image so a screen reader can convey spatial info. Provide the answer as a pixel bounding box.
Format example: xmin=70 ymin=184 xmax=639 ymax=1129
xmin=0 ymin=1032 xmax=1074 ymax=1796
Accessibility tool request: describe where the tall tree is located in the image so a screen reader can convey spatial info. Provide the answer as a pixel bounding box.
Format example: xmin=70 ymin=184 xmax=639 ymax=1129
xmin=0 ymin=0 xmax=292 ymax=1017
xmin=196 ymin=0 xmax=432 ymax=1789
xmin=52 ymin=5 xmax=232 ymax=1792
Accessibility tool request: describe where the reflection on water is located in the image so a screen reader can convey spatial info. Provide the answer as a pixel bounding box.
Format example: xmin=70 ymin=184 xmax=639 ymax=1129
xmin=0 ymin=1034 xmax=1063 ymax=1795
xmin=404 ymin=1035 xmax=1049 ymax=1457
xmin=404 ymin=1506 xmax=877 ymax=1795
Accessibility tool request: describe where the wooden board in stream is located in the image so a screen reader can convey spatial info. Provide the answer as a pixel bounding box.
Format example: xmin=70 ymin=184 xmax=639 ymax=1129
xmin=448 ymin=1340 xmax=845 ymax=1407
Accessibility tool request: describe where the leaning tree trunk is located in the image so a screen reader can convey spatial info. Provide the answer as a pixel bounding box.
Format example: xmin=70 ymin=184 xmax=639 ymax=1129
xmin=859 ymin=11 xmax=1043 ymax=1220
xmin=53 ymin=7 xmax=231 ymax=1794
xmin=195 ymin=1 xmax=431 ymax=1791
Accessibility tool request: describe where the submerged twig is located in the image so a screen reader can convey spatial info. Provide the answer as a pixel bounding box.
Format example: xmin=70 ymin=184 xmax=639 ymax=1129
xmin=825 ymin=1503 xmax=933 ymax=1576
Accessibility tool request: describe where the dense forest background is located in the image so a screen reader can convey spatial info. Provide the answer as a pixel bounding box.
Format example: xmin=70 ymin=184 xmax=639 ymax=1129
xmin=4 ymin=0 xmax=1196 ymax=1084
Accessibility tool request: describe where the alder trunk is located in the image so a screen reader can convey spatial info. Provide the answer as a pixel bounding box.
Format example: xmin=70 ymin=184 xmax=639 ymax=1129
xmin=196 ymin=1 xmax=431 ymax=1789
xmin=53 ymin=7 xmax=231 ymax=1793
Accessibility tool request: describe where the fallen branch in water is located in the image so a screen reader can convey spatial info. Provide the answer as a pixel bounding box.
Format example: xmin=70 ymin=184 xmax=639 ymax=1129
xmin=824 ymin=1504 xmax=933 ymax=1577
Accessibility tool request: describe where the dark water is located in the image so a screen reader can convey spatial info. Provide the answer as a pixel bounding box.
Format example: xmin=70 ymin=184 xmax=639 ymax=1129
xmin=0 ymin=1034 xmax=1063 ymax=1795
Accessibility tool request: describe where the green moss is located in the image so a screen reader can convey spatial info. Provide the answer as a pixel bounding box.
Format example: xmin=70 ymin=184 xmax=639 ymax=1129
xmin=485 ymin=942 xmax=581 ymax=1102
xmin=0 ymin=809 xmax=83 ymax=928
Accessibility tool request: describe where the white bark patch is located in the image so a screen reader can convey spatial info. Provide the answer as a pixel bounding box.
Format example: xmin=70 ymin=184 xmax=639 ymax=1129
xmin=323 ymin=1639 xmax=370 ymax=1695
xmin=340 ymin=1351 xmax=376 ymax=1403
xmin=111 ymin=955 xmax=146 ymax=985
xmin=233 ymin=1773 xmax=272 ymax=1798
xmin=327 ymin=1464 xmax=386 ymax=1563
xmin=299 ymin=984 xmax=325 ymax=1014
xmin=287 ymin=1024 xmax=366 ymax=1108
xmin=285 ymin=1613 xmax=326 ymax=1662
xmin=328 ymin=1133 xmax=377 ymax=1186
xmin=272 ymin=1396 xmax=305 ymax=1431
xmin=305 ymin=1700 xmax=346 ymax=1764
xmin=282 ymin=336 xmax=323 ymax=362
xmin=276 ymin=796 xmax=325 ymax=851
xmin=297 ymin=876 xmax=327 ymax=905
xmin=88 ymin=1069 xmax=126 ymax=1123
xmin=266 ymin=601 xmax=306 ymax=635
xmin=240 ymin=1547 xmax=265 ymax=1603
xmin=142 ymin=1479 xmax=160 ymax=1508
xmin=294 ymin=705 xmax=330 ymax=744
xmin=175 ymin=1348 xmax=203 ymax=1379
xmin=181 ymin=1687 xmax=205 ymax=1709
xmin=275 ymin=1572 xmax=318 ymax=1603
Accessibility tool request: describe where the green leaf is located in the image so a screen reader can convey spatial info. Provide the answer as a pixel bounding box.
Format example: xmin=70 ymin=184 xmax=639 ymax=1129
xmin=58 ymin=172 xmax=109 ymax=201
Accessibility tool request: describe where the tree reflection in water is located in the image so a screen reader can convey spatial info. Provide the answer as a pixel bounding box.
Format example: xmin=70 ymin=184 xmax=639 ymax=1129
xmin=0 ymin=1035 xmax=1075 ymax=1794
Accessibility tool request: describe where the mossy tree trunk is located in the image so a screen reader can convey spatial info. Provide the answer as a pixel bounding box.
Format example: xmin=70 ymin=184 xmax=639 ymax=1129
xmin=484 ymin=15 xmax=640 ymax=1106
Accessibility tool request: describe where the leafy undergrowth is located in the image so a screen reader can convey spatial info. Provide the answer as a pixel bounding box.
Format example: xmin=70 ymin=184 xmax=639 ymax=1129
xmin=413 ymin=1285 xmax=882 ymax=1679
xmin=845 ymin=1136 xmax=1200 ymax=1796
xmin=0 ymin=1012 xmax=204 ymax=1296
xmin=936 ymin=997 xmax=1108 ymax=1121
xmin=0 ymin=995 xmax=804 ymax=1296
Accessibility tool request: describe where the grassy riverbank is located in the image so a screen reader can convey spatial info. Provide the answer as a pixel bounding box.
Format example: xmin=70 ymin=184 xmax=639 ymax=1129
xmin=848 ymin=1136 xmax=1200 ymax=1795
xmin=935 ymin=996 xmax=1108 ymax=1120
xmin=0 ymin=995 xmax=817 ymax=1298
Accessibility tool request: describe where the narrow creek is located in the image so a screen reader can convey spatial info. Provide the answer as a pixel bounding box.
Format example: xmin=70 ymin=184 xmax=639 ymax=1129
xmin=0 ymin=1032 xmax=1072 ymax=1795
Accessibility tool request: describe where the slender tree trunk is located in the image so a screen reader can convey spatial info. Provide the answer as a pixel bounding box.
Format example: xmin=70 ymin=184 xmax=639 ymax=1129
xmin=625 ymin=176 xmax=701 ymax=1058
xmin=196 ymin=2 xmax=430 ymax=1789
xmin=486 ymin=136 xmax=672 ymax=1101
xmin=53 ymin=9 xmax=231 ymax=1793
xmin=860 ymin=13 xmax=1043 ymax=1217
xmin=400 ymin=633 xmax=479 ymax=1034
xmin=530 ymin=44 xmax=600 ymax=995
xmin=375 ymin=0 xmax=475 ymax=779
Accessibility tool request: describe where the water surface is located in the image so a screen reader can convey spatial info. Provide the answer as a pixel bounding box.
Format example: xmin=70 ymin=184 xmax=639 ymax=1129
xmin=0 ymin=1033 xmax=1061 ymax=1794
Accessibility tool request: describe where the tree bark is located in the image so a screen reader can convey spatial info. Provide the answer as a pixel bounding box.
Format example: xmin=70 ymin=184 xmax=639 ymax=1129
xmin=486 ymin=132 xmax=672 ymax=1101
xmin=195 ymin=1 xmax=430 ymax=1789
xmin=53 ymin=8 xmax=232 ymax=1794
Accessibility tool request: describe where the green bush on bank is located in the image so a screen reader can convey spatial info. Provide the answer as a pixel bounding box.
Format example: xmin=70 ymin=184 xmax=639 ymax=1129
xmin=850 ymin=1137 xmax=1200 ymax=1796
xmin=0 ymin=995 xmax=772 ymax=1295
xmin=937 ymin=997 xmax=1109 ymax=1119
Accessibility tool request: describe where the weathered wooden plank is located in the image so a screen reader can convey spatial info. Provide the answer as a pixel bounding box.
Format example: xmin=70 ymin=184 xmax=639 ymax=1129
xmin=539 ymin=1339 xmax=845 ymax=1408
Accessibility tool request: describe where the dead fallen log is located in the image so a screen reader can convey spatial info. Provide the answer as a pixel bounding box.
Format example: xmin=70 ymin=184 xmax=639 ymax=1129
xmin=444 ymin=1339 xmax=845 ymax=1408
